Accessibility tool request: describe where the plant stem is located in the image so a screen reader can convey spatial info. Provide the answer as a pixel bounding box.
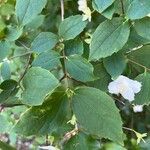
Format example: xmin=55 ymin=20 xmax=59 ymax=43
xmin=123 ymin=127 xmax=133 ymax=132
xmin=128 ymin=58 xmax=150 ymax=72
xmin=16 ymin=40 xmax=30 ymax=51
xmin=60 ymin=0 xmax=64 ymax=21
xmin=120 ymin=0 xmax=125 ymax=14
xmin=18 ymin=53 xmax=32 ymax=84
xmin=60 ymin=0 xmax=69 ymax=88
xmin=9 ymin=51 xmax=33 ymax=60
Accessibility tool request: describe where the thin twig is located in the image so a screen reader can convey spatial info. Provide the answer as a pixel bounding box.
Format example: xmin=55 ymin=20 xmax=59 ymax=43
xmin=60 ymin=0 xmax=64 ymax=21
xmin=0 ymin=104 xmax=24 ymax=108
xmin=0 ymin=104 xmax=24 ymax=112
xmin=60 ymin=0 xmax=69 ymax=88
xmin=120 ymin=0 xmax=125 ymax=14
xmin=60 ymin=128 xmax=79 ymax=145
xmin=59 ymin=74 xmax=66 ymax=82
xmin=18 ymin=53 xmax=32 ymax=84
xmin=126 ymin=45 xmax=143 ymax=54
xmin=16 ymin=40 xmax=30 ymax=51
xmin=9 ymin=51 xmax=33 ymax=60
xmin=128 ymin=58 xmax=150 ymax=72
xmin=68 ymin=76 xmax=87 ymax=86
xmin=123 ymin=127 xmax=133 ymax=132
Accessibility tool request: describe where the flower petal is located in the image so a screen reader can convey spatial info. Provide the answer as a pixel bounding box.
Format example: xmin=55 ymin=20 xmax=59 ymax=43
xmin=129 ymin=80 xmax=142 ymax=93
xmin=39 ymin=146 xmax=57 ymax=150
xmin=121 ymin=88 xmax=135 ymax=101
xmin=108 ymin=81 xmax=120 ymax=95
xmin=133 ymin=105 xmax=143 ymax=113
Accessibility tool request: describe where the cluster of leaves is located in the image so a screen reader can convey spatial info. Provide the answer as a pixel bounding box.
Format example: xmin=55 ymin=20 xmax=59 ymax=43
xmin=0 ymin=0 xmax=150 ymax=149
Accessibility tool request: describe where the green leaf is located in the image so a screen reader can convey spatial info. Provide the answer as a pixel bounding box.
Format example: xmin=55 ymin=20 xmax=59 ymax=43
xmin=127 ymin=45 xmax=150 ymax=69
xmin=89 ymin=18 xmax=130 ymax=60
xmin=88 ymin=63 xmax=111 ymax=92
xmin=25 ymin=15 xmax=45 ymax=30
xmin=134 ymin=73 xmax=150 ymax=105
xmin=1 ymin=61 xmax=11 ymax=80
xmin=15 ymin=0 xmax=47 ymax=26
xmin=123 ymin=28 xmax=150 ymax=52
xmin=32 ymin=50 xmax=61 ymax=70
xmin=0 ymin=80 xmax=18 ymax=103
xmin=64 ymin=132 xmax=101 ymax=150
xmin=31 ymin=32 xmax=59 ymax=53
xmin=0 ymin=17 xmax=6 ymax=32
xmin=92 ymin=0 xmax=115 ymax=13
xmin=0 ymin=79 xmax=18 ymax=90
xmin=126 ymin=0 xmax=150 ymax=20
xmin=13 ymin=94 xmax=69 ymax=136
xmin=103 ymin=53 xmax=127 ymax=79
xmin=101 ymin=4 xmax=115 ymax=19
xmin=0 ymin=3 xmax=14 ymax=16
xmin=103 ymin=143 xmax=127 ymax=150
xmin=0 ymin=141 xmax=16 ymax=150
xmin=0 ymin=114 xmax=11 ymax=133
xmin=6 ymin=26 xmax=23 ymax=41
xmin=21 ymin=67 xmax=59 ymax=106
xmin=72 ymin=87 xmax=123 ymax=145
xmin=0 ymin=41 xmax=10 ymax=62
xmin=134 ymin=17 xmax=150 ymax=40
xmin=64 ymin=38 xmax=84 ymax=56
xmin=65 ymin=55 xmax=96 ymax=82
xmin=58 ymin=15 xmax=87 ymax=41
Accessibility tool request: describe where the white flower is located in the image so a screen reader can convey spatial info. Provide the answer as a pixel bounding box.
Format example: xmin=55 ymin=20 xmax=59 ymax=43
xmin=78 ymin=0 xmax=92 ymax=22
xmin=108 ymin=75 xmax=142 ymax=102
xmin=133 ymin=105 xmax=143 ymax=113
xmin=39 ymin=146 xmax=58 ymax=150
xmin=2 ymin=57 xmax=10 ymax=64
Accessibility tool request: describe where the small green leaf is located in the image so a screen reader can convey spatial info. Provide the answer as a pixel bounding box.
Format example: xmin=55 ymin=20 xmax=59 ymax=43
xmin=103 ymin=53 xmax=127 ymax=79
xmin=92 ymin=0 xmax=115 ymax=13
xmin=32 ymin=50 xmax=61 ymax=70
xmin=88 ymin=63 xmax=111 ymax=92
xmin=6 ymin=26 xmax=23 ymax=41
xmin=58 ymin=15 xmax=87 ymax=41
xmin=64 ymin=38 xmax=84 ymax=56
xmin=103 ymin=143 xmax=127 ymax=150
xmin=31 ymin=32 xmax=59 ymax=53
xmin=0 ymin=17 xmax=6 ymax=32
xmin=134 ymin=17 xmax=150 ymax=40
xmin=123 ymin=28 xmax=150 ymax=52
xmin=0 ymin=114 xmax=11 ymax=133
xmin=13 ymin=94 xmax=69 ymax=136
xmin=64 ymin=132 xmax=101 ymax=150
xmin=65 ymin=55 xmax=96 ymax=82
xmin=1 ymin=61 xmax=11 ymax=80
xmin=15 ymin=0 xmax=47 ymax=26
xmin=21 ymin=67 xmax=59 ymax=106
xmin=0 ymin=80 xmax=17 ymax=90
xmin=0 ymin=41 xmax=10 ymax=62
xmin=126 ymin=0 xmax=150 ymax=20
xmin=101 ymin=4 xmax=115 ymax=19
xmin=134 ymin=73 xmax=150 ymax=105
xmin=72 ymin=87 xmax=124 ymax=145
xmin=89 ymin=18 xmax=130 ymax=60
xmin=127 ymin=45 xmax=150 ymax=69
xmin=0 ymin=80 xmax=18 ymax=103
xmin=25 ymin=15 xmax=45 ymax=30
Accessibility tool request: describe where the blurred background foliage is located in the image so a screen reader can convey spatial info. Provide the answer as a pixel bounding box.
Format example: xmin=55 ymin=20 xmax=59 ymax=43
xmin=0 ymin=0 xmax=150 ymax=149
